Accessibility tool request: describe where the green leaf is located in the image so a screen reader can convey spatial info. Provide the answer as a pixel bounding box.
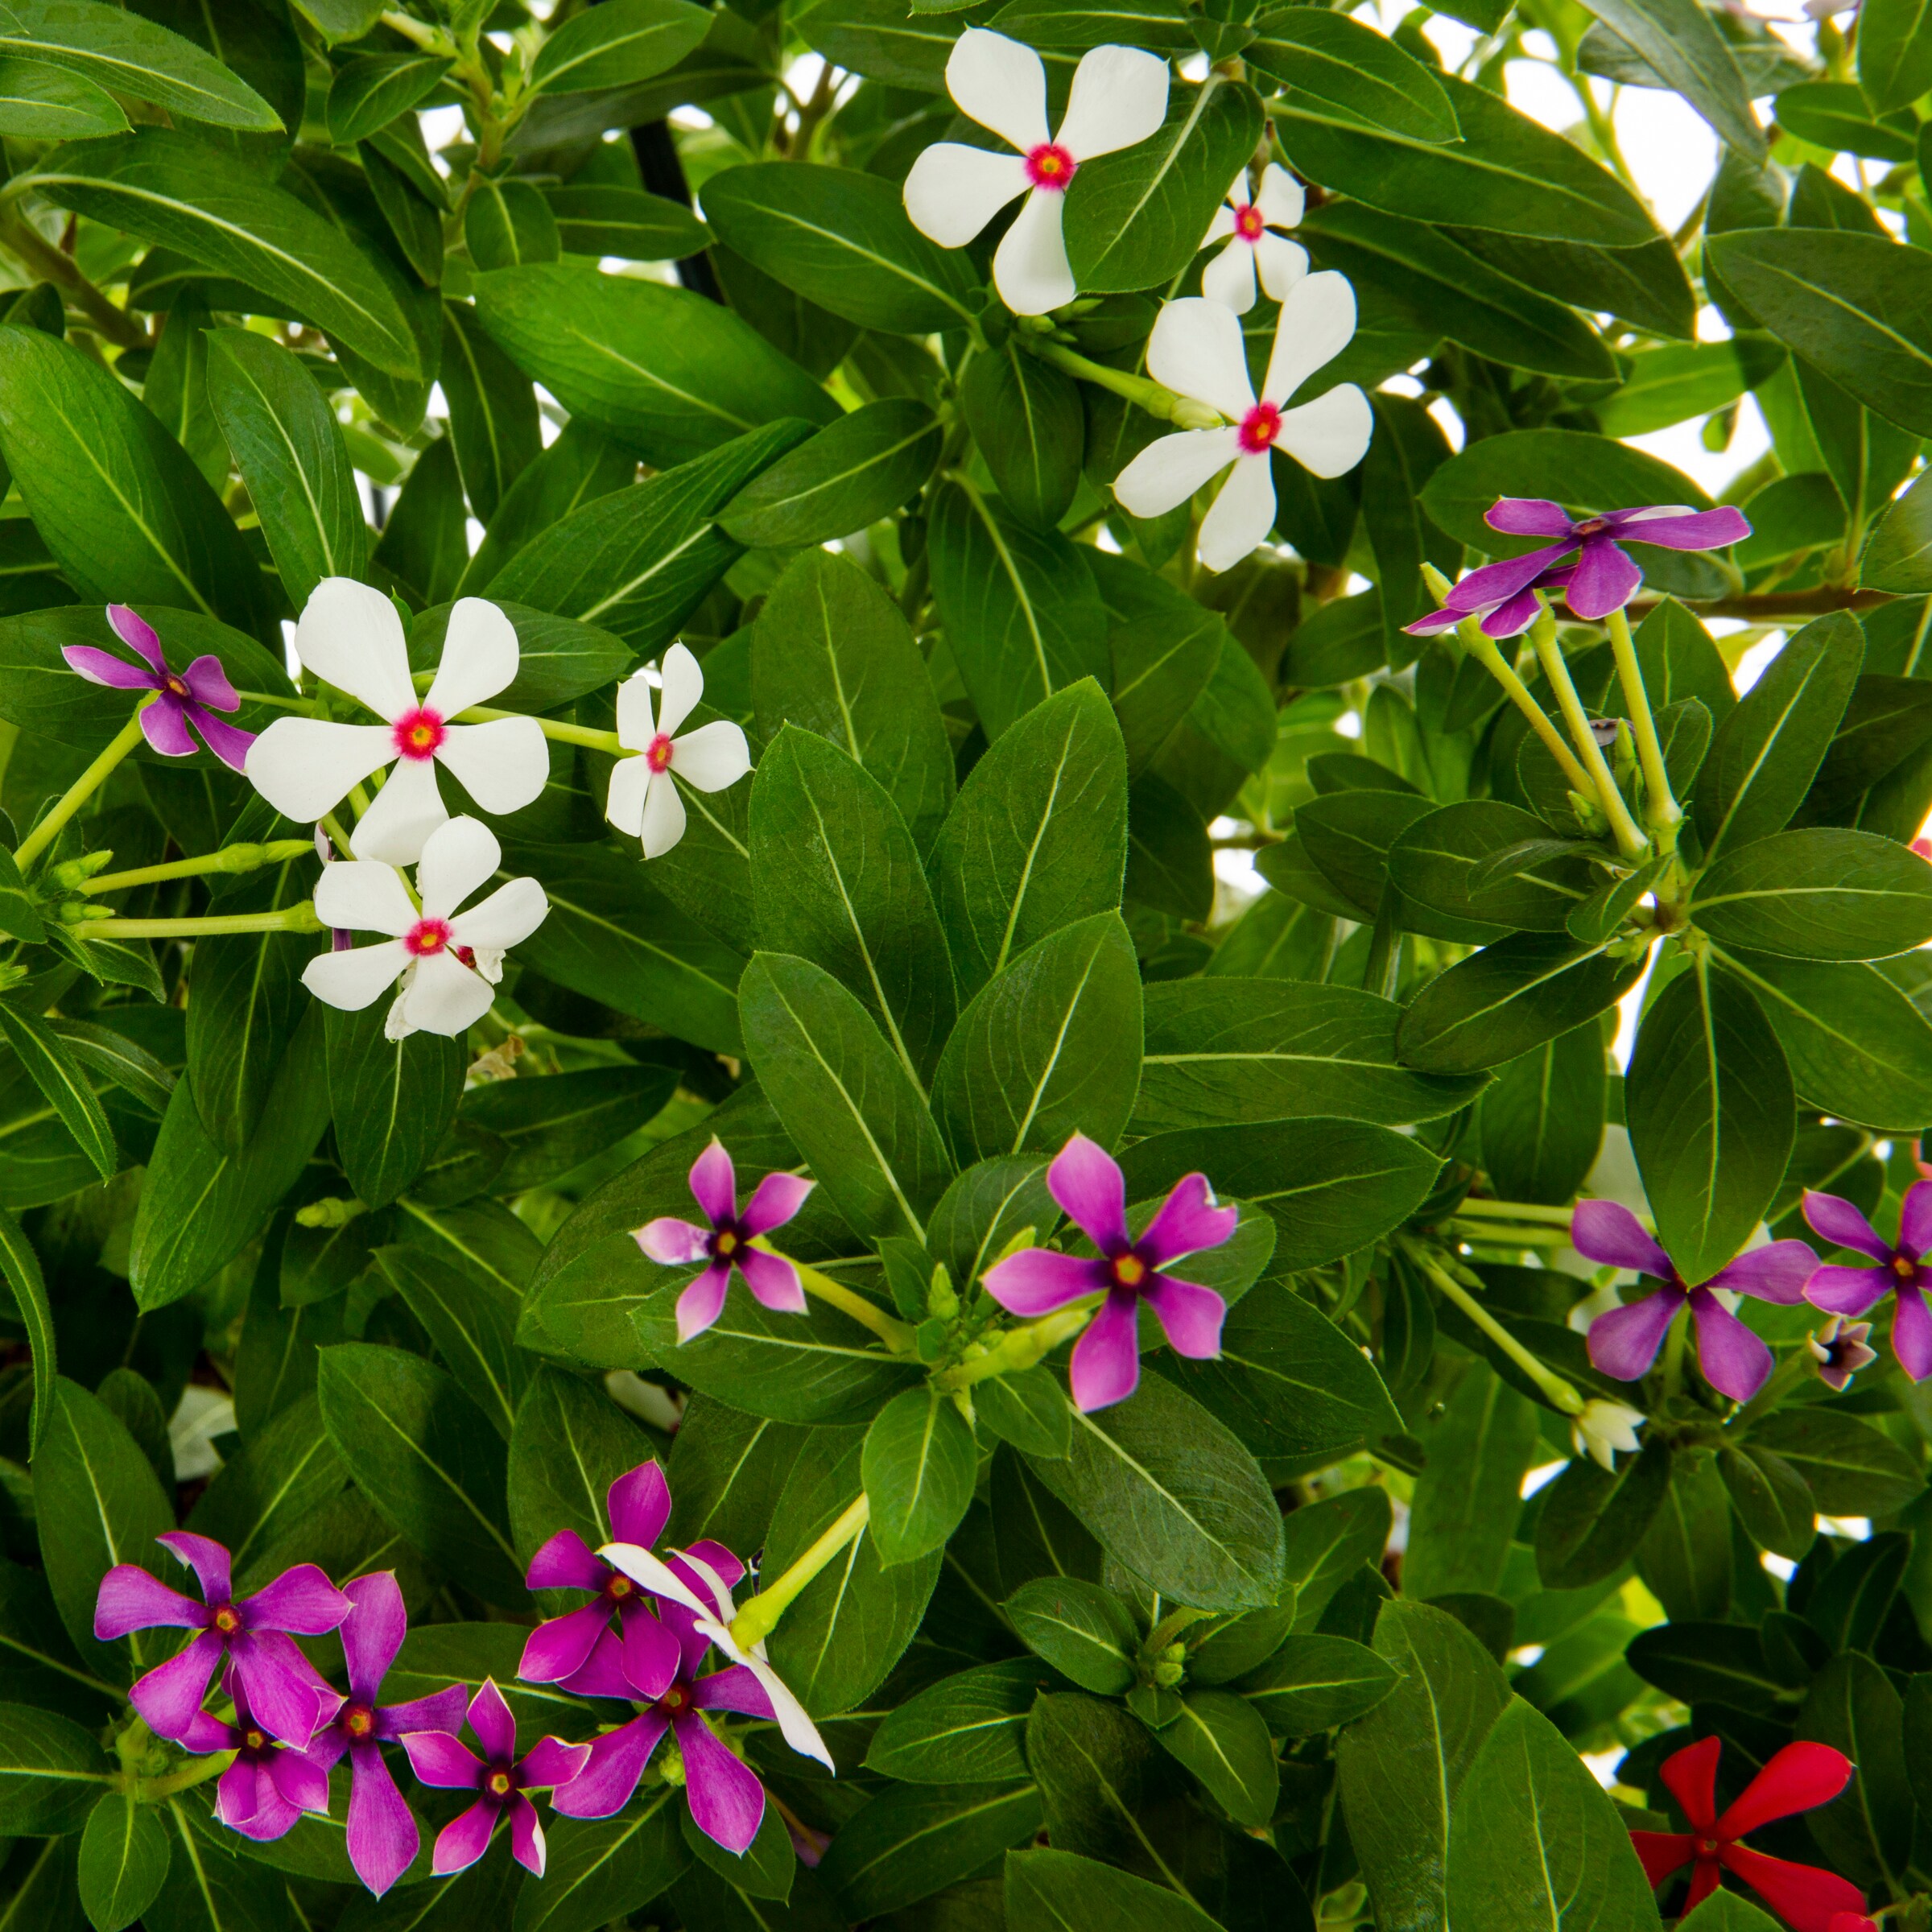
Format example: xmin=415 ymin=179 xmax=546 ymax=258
xmin=1534 ymin=1439 xmax=1673 ymax=1589
xmin=544 ymin=184 xmax=709 ymax=262
xmin=1479 ymin=1024 xmax=1606 ymax=1206
xmin=512 ymin=1793 xmax=688 ymax=1932
xmin=185 ymin=1393 xmax=345 ymax=1581
xmin=1246 ymin=10 xmax=1456 ymax=141
xmin=324 ymin=1002 xmax=463 ymax=1211
xmin=0 ymin=1211 xmax=52 ymax=1455
xmin=865 ymin=1659 xmax=1060 ymax=1785
xmin=0 ymin=1003 xmax=112 ymax=1181
xmin=1690 ymin=825 xmax=1932 ymax=960
xmin=324 ymin=50 xmax=450 ymax=143
xmin=1575 ymin=0 xmax=1760 ymax=155
xmin=78 ymin=1790 xmax=170 ymax=1932
xmin=716 ymin=398 xmax=939 ymax=549
xmin=316 ymin=1341 xmax=527 ymax=1607
xmin=1296 ymin=788 xmax=1439 ymax=924
xmin=1154 ymin=1688 xmax=1278 ymax=1827
xmin=1236 ymin=1632 xmax=1399 ymax=1734
xmin=1089 ymin=552 xmax=1224 ymax=778
xmin=1719 ymin=1443 xmax=1818 ymax=1563
xmin=440 ymin=302 xmax=540 ymax=527
xmin=862 ymin=1385 xmax=977 ymax=1566
xmin=0 ymin=54 xmax=124 ymax=136
xmin=0 ymin=1704 xmax=110 ymax=1834
xmin=1625 ymin=959 xmax=1794 ymax=1285
xmin=507 ymin=1367 xmax=658 ymax=1575
xmin=1748 ymin=1406 xmax=1924 ymax=1513
xmin=1775 ymin=80 xmax=1916 ymax=158
xmin=1006 ymin=1577 xmax=1139 ymax=1693
xmin=465 ymin=176 xmax=558 ymax=272
xmin=960 ymin=343 xmax=1084 ymax=530
xmin=460 ymin=1063 xmax=679 ymax=1194
xmin=1797 ymin=1651 xmax=1912 ymax=1893
xmin=1596 ymin=340 xmax=1786 ymax=438
xmin=1858 ymin=0 xmax=1932 ymax=111
xmin=527 ymin=0 xmax=708 ymax=93
xmin=819 ymin=1783 xmax=1043 ymax=1922
xmin=374 ymin=1245 xmax=527 ymax=1443
xmin=1005 ymin=1849 xmax=1224 ymax=1932
xmin=1406 ymin=1364 xmax=1543 ymax=1600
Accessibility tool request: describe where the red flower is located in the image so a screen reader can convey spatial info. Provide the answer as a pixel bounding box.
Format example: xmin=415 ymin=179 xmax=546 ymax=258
xmin=1630 ymin=1737 xmax=1866 ymax=1932
xmin=1829 ymin=1917 xmax=1878 ymax=1932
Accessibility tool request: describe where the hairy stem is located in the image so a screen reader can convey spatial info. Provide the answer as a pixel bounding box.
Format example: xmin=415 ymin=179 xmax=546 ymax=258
xmin=76 ymin=905 xmax=324 ymax=939
xmin=81 ymin=840 xmax=316 ymax=895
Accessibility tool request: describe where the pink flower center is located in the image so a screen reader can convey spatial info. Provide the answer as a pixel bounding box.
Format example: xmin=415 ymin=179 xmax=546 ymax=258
xmin=645 ymin=731 xmax=675 ymax=774
xmin=660 ymin=1682 xmax=691 ymax=1715
xmin=344 ymin=1705 xmax=374 ymax=1738
xmin=1111 ymin=1252 xmax=1148 ymax=1293
xmin=1025 ymin=142 xmax=1077 ymax=192
xmin=164 ymin=675 xmax=188 ymax=698
xmin=213 ymin=1605 xmax=242 ymax=1636
xmin=392 ymin=707 xmax=445 ymax=762
xmin=1238 ymin=402 xmax=1282 ymax=455
xmin=488 ymin=1769 xmax=514 ymax=1798
xmin=405 ymin=917 xmax=454 ymax=958
xmin=606 ymin=1574 xmax=634 ymax=1601
xmin=243 ymin=1729 xmax=266 ymax=1753
xmin=1234 ymin=203 xmax=1264 ymax=241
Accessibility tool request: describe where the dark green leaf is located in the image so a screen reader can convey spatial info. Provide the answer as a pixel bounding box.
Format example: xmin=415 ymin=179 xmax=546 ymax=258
xmin=1691 ymin=825 xmax=1932 ymax=960
xmin=865 ymin=1658 xmax=1059 ymax=1783
xmin=716 ymin=398 xmax=940 ymax=548
xmin=863 ymin=1386 xmax=977 ymax=1565
xmin=78 ymin=1790 xmax=169 ymax=1932
xmin=1237 ymin=1632 xmax=1398 ymax=1734
xmin=1246 ymin=9 xmax=1455 ymax=141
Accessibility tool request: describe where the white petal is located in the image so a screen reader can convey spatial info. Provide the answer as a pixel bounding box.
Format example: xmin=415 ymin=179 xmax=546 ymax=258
xmin=675 ymin=1549 xmax=738 ymax=1623
xmin=1146 ymin=296 xmax=1253 ymax=421
xmin=314 ymin=859 xmax=417 ymax=937
xmin=597 ymin=1543 xmax=716 ymax=1622
xmin=615 ymin=672 xmax=656 ymax=752
xmin=993 ymin=188 xmax=1074 ymax=316
xmin=1203 ymin=204 xmax=1238 ymax=246
xmin=694 ymin=1620 xmax=836 ymax=1773
xmin=293 ymin=577 xmax=416 ymax=722
xmin=605 ymin=753 xmax=651 ymax=838
xmin=946 ymin=28 xmax=1048 ymax=151
xmin=245 ymin=718 xmax=394 ymax=825
xmin=1113 ymin=427 xmax=1239 ymax=519
xmin=668 ymin=720 xmax=749 ymax=792
xmin=424 ymin=597 xmax=519 ymax=718
xmin=1275 ymin=383 xmax=1375 ymax=479
xmin=396 ymin=949 xmax=494 ymax=1038
xmin=383 ymin=983 xmax=415 ymax=1041
xmin=1263 ymin=268 xmax=1356 ymax=407
xmin=415 ymin=814 xmax=501 ymax=922
xmin=349 ymin=755 xmax=447 ymax=865
xmin=640 ymin=770 xmax=686 ymax=859
xmin=1256 ymin=162 xmax=1304 ymax=229
xmin=449 ymin=876 xmax=548 ymax=952
xmin=1055 ymin=44 xmax=1169 ymax=159
xmin=1201 ymin=238 xmax=1257 ymax=314
xmin=433 ymin=717 xmax=550 ymax=815
xmin=655 ymin=642 xmax=705 ymax=740
xmin=1254 ymin=232 xmax=1309 ymax=303
xmin=301 ymin=939 xmax=408 ymax=1012
xmin=1196 ymin=454 xmax=1276 ymax=574
xmin=903 ymin=143 xmax=1030 ymax=249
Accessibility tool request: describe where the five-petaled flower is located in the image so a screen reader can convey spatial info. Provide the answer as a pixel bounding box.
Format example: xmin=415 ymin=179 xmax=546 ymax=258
xmin=94 ymin=1530 xmax=350 ymax=1746
xmin=983 ymin=1132 xmax=1238 ymax=1411
xmin=1802 ymin=1184 xmax=1932 ymax=1381
xmin=1630 ymin=1736 xmax=1865 ymax=1932
xmin=1571 ymin=1397 xmax=1643 ymax=1472
xmin=400 ymin=1679 xmax=590 ymax=1879
xmin=178 ymin=1668 xmax=332 ymax=1842
xmin=1404 ymin=497 xmax=1751 ymax=636
xmin=606 ymin=644 xmax=752 ymax=860
xmin=1112 ymin=282 xmax=1373 ymax=575
xmin=902 ymin=28 xmax=1169 ymax=316
xmin=64 ymin=605 xmax=255 ymax=773
xmin=637 ymin=1137 xmax=814 ymax=1343
xmin=1574 ymin=1201 xmax=1816 ymax=1403
xmin=1807 ymin=1314 xmax=1880 ymax=1392
xmin=308 ymin=1572 xmax=469 ymax=1897
xmin=299 ymin=815 xmax=548 ymax=1041
xmin=1199 ymin=163 xmax=1307 ymax=314
xmin=245 ymin=579 xmax=548 ymax=864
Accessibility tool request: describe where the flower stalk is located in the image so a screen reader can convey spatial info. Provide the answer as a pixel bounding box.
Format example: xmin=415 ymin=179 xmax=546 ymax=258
xmin=1603 ymin=605 xmax=1682 ymax=847
xmin=729 ymin=1495 xmax=871 ymax=1650
xmin=80 ymin=840 xmax=317 ymax=896
xmin=936 ymin=1296 xmax=1101 ymax=1390
xmin=781 ymin=1253 xmax=919 ymax=1354
xmin=1021 ymin=338 xmax=1224 ymax=429
xmin=15 ymin=704 xmax=153 ymax=870
xmin=1402 ymin=1240 xmax=1586 ymax=1416
xmin=76 ymin=905 xmax=327 ymax=940
xmin=1525 ymin=605 xmax=1648 ymax=858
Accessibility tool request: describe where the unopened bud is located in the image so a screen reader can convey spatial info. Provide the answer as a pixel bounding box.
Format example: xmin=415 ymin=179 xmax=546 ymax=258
xmin=1162 ymin=1642 xmax=1186 ymax=1665
xmin=926 ymin=1265 xmax=958 ymax=1321
xmin=213 ymin=843 xmax=264 ymax=873
xmin=295 ymin=1195 xmax=366 ymax=1228
xmin=1167 ymin=397 xmax=1223 ymax=431
xmin=58 ymin=901 xmax=113 ymax=924
xmin=1152 ymin=1659 xmax=1184 ymax=1687
xmin=658 ymin=1741 xmax=686 ymax=1787
xmin=47 ymin=850 xmax=113 ymax=888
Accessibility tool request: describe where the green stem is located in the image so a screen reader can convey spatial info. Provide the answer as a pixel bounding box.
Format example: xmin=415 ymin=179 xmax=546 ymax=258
xmin=137 ymin=1750 xmax=236 ymax=1801
xmin=1145 ymin=1606 xmax=1207 ymax=1655
xmin=456 ymin=704 xmax=624 ymax=753
xmin=0 ymin=212 xmax=147 ymax=349
xmin=1022 ymin=339 xmax=1222 ymax=429
xmin=1444 ymin=1221 xmax=1573 ymax=1249
xmin=772 ymin=1251 xmax=919 ymax=1355
xmin=1604 ymin=605 xmax=1681 ymax=848
xmin=81 ymin=840 xmax=316 ymax=896
xmin=1404 ymin=1242 xmax=1586 ymax=1416
xmin=1454 ymin=1198 xmax=1591 ymax=1227
xmin=730 ymin=1495 xmax=869 ymax=1649
xmin=1730 ymin=1344 xmax=1816 ymax=1430
xmin=75 ymin=905 xmax=324 ymax=939
xmin=1526 ymin=607 xmax=1648 ymax=859
xmin=16 ymin=706 xmax=151 ymax=869
xmin=935 ymin=1297 xmax=1100 ymax=1390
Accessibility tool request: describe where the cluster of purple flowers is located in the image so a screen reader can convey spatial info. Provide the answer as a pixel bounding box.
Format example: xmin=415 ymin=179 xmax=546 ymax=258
xmin=93 ymin=1464 xmax=829 ymax=1897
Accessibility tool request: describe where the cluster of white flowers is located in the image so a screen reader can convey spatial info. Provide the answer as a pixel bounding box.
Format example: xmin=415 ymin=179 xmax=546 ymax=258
xmin=902 ymin=28 xmax=1373 ymax=574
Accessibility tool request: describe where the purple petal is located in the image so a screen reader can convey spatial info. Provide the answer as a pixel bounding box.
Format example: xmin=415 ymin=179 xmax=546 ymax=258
xmin=1705 ymin=1239 xmax=1818 ymax=1307
xmin=556 ymin=1628 xmax=637 ymax=1702
xmin=551 ymin=1712 xmax=667 ymax=1819
xmin=467 ymin=1680 xmax=516 ymax=1763
xmin=1137 ymin=1174 xmax=1238 ymax=1268
xmin=308 ymin=1724 xmax=350 ymax=1773
xmin=1443 ymin=543 xmax=1575 ymax=614
xmin=217 ymin=1757 xmax=272 ymax=1832
xmin=1805 ymin=1264 xmax=1894 ymax=1315
xmin=676 ymin=1263 xmax=733 ymax=1343
xmin=1587 ymin=1285 xmax=1682 ymax=1382
xmin=689 ymin=1138 xmax=737 ymax=1228
xmin=617 ymin=1602 xmax=681 ymax=1703
xmin=240 ymin=1563 xmax=351 ymax=1637
xmin=139 ymin=697 xmax=197 ymax=758
xmin=340 ymin=1572 xmax=407 ymax=1705
xmin=1485 ymin=497 xmax=1577 ymax=538
xmin=1068 ymin=1290 xmax=1142 ymax=1412
xmin=518 ymin=1600 xmax=612 ymax=1686
xmin=180 ymin=654 xmax=239 ymax=711
xmin=266 ymin=1744 xmax=331 ymax=1814
xmin=157 ymin=1531 xmax=232 ymax=1607
xmin=508 ymin=1793 xmax=546 ymax=1878
xmin=735 ymin=1245 xmax=807 ymax=1316
xmin=107 ymin=604 xmax=168 ymax=672
xmin=178 ymin=1707 xmax=239 ymax=1756
xmin=402 ymin=1732 xmax=482 ymax=1790
xmin=607 ymin=1463 xmax=671 ymax=1549
xmin=676 ymin=1711 xmax=766 ymax=1856
xmin=228 ymin=1788 xmax=303 ymax=1843
xmin=229 ymin=1632 xmax=333 ymax=1746
xmin=517 ymin=1736 xmax=592 ymax=1792
xmin=1563 ymin=535 xmax=1643 ymax=621
xmin=431 ymin=1798 xmax=501 ymax=1876
xmin=130 ymin=1630 xmax=227 ymax=1740
xmin=525 ymin=1529 xmax=608 ymax=1596
xmin=1401 ymin=605 xmax=1464 ymax=638
xmin=1804 ymin=1191 xmax=1894 ymax=1262
xmin=1608 ymin=506 xmax=1750 ymax=551
xmin=1687 ymin=1288 xmax=1773 ymax=1402
xmin=740 ymin=1171 xmax=814 ymax=1236
xmin=683 ymin=1539 xmax=745 ymax=1594
xmin=1571 ymin=1201 xmax=1674 ymax=1278
xmin=346 ymin=1740 xmax=419 ymax=1897
xmin=690 ymin=1663 xmax=776 ymax=1722
xmin=1900 ymin=1180 xmax=1932 ymax=1261
xmin=186 ymin=706 xmax=256 ymax=774
xmin=1892 ymin=1282 xmax=1932 ymax=1380
xmin=983 ymin=1247 xmax=1109 ymax=1316
xmin=62 ymin=644 xmax=161 ymax=691
xmin=374 ymin=1685 xmax=469 ymax=1740
xmin=637 ymin=1217 xmax=712 ymax=1266
xmin=1478 ymin=585 xmax=1547 ymax=638
xmin=1142 ymin=1274 xmax=1226 ymax=1359
xmin=1047 ymin=1133 xmax=1129 ymax=1251
xmin=658 ymin=1591 xmax=716 ymax=1682
xmin=95 ymin=1567 xmax=206 ymax=1641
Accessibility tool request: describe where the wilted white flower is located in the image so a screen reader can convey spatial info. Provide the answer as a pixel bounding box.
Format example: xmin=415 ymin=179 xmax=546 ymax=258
xmin=1571 ymin=1397 xmax=1645 ymax=1472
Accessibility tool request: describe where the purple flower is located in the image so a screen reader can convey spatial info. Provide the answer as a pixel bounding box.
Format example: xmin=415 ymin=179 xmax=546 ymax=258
xmin=518 ymin=1462 xmax=680 ymax=1694
xmin=178 ymin=1669 xmax=331 ymax=1843
xmin=1808 ymin=1315 xmax=1880 ymax=1393
xmin=308 ymin=1572 xmax=467 ymax=1897
xmin=982 ymin=1133 xmax=1238 ymax=1413
xmin=93 ymin=1531 xmax=350 ymax=1746
xmin=1403 ymin=497 xmax=1752 ymax=638
xmin=1575 ymin=1201 xmax=1816 ymax=1402
xmin=636 ymin=1138 xmax=815 ymax=1343
xmin=1802 ymin=1186 xmax=1932 ymax=1381
xmin=63 ymin=605 xmax=254 ymax=773
xmin=399 ymin=1679 xmax=590 ymax=1880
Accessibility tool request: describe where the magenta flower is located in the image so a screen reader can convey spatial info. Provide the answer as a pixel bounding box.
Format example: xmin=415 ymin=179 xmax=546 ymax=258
xmin=307 ymin=1573 xmax=467 ymax=1897
xmin=635 ymin=1138 xmax=815 ymax=1343
xmin=1575 ymin=1202 xmax=1816 ymax=1402
xmin=399 ymin=1679 xmax=590 ymax=1880
xmin=62 ymin=605 xmax=254 ymax=772
xmin=982 ymin=1133 xmax=1237 ymax=1413
xmin=177 ymin=1669 xmax=331 ymax=1843
xmin=518 ymin=1462 xmax=680 ymax=1694
xmin=94 ymin=1531 xmax=350 ymax=1745
xmin=1802 ymin=1185 xmax=1932 ymax=1381
xmin=1404 ymin=497 xmax=1751 ymax=637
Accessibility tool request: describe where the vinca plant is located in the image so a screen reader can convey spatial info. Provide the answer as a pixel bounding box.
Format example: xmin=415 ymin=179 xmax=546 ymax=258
xmin=0 ymin=0 xmax=1925 ymax=1922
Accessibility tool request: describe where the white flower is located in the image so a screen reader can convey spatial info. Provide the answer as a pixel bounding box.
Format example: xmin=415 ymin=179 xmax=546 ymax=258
xmin=1199 ymin=163 xmax=1307 ymax=315
xmin=1112 ymin=279 xmax=1372 ymax=573
xmin=606 ymin=643 xmax=751 ymax=859
xmin=902 ymin=28 xmax=1169 ymax=317
xmin=246 ymin=578 xmax=550 ymax=865
xmin=1571 ymin=1397 xmax=1644 ymax=1472
xmin=300 ymin=815 xmax=548 ymax=1041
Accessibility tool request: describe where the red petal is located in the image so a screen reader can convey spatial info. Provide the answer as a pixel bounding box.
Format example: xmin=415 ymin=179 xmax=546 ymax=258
xmin=1716 ymin=1742 xmax=1854 ymax=1839
xmin=1661 ymin=1735 xmax=1723 ymax=1833
xmin=1721 ymin=1845 xmax=1867 ymax=1932
xmin=1629 ymin=1832 xmax=1696 ymax=1888
xmin=1683 ymin=1860 xmax=1723 ymax=1913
